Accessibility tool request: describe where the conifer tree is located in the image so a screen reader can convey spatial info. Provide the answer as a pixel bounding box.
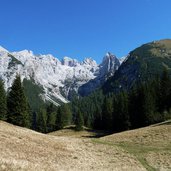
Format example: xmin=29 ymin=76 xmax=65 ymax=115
xmin=93 ymin=106 xmax=103 ymax=129
xmin=130 ymin=83 xmax=157 ymax=127
xmin=37 ymin=107 xmax=47 ymax=133
xmin=142 ymin=84 xmax=156 ymax=125
xmin=75 ymin=110 xmax=84 ymax=131
xmin=151 ymin=75 xmax=161 ymax=112
xmin=129 ymin=84 xmax=147 ymax=128
xmin=56 ymin=107 xmax=61 ymax=129
xmin=102 ymin=97 xmax=113 ymax=130
xmin=7 ymin=75 xmax=30 ymax=127
xmin=0 ymin=80 xmax=7 ymax=120
xmin=47 ymin=112 xmax=56 ymax=132
xmin=46 ymin=103 xmax=57 ymax=132
xmin=56 ymin=104 xmax=72 ymax=129
xmin=114 ymin=92 xmax=130 ymax=131
xmin=129 ymin=86 xmax=138 ymax=128
xmin=160 ymin=68 xmax=171 ymax=111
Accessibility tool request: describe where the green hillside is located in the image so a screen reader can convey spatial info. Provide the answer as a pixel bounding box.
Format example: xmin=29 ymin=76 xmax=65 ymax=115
xmin=103 ymin=39 xmax=171 ymax=93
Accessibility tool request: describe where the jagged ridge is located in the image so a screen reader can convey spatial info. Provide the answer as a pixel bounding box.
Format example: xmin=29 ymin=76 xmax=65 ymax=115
xmin=0 ymin=46 xmax=121 ymax=107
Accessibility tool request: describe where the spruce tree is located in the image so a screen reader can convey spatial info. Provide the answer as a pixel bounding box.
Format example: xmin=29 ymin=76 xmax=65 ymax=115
xmin=102 ymin=97 xmax=113 ymax=130
xmin=160 ymin=68 xmax=171 ymax=111
xmin=129 ymin=84 xmax=146 ymax=128
xmin=75 ymin=110 xmax=84 ymax=131
xmin=152 ymin=75 xmax=161 ymax=112
xmin=7 ymin=75 xmax=30 ymax=127
xmin=37 ymin=107 xmax=47 ymax=133
xmin=93 ymin=106 xmax=103 ymax=129
xmin=46 ymin=103 xmax=57 ymax=132
xmin=0 ymin=80 xmax=7 ymax=120
xmin=56 ymin=104 xmax=72 ymax=129
xmin=56 ymin=107 xmax=61 ymax=129
xmin=114 ymin=92 xmax=130 ymax=131
xmin=142 ymin=84 xmax=156 ymax=125
xmin=130 ymin=83 xmax=157 ymax=128
xmin=129 ymin=86 xmax=139 ymax=128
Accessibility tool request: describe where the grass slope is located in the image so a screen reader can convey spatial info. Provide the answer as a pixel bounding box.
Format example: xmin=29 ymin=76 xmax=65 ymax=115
xmin=0 ymin=121 xmax=171 ymax=171
xmin=99 ymin=120 xmax=171 ymax=171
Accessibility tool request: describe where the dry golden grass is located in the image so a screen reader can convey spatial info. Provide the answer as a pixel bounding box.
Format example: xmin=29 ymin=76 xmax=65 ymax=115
xmin=0 ymin=121 xmax=146 ymax=171
xmin=0 ymin=120 xmax=171 ymax=171
xmin=100 ymin=121 xmax=171 ymax=171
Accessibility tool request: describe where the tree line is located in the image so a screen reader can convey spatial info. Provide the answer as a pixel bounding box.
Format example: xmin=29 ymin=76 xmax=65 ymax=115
xmin=0 ymin=69 xmax=171 ymax=133
xmin=71 ymin=69 xmax=171 ymax=132
xmin=0 ymin=75 xmax=83 ymax=133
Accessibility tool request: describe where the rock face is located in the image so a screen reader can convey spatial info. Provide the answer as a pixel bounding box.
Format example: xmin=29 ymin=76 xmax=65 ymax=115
xmin=78 ymin=52 xmax=120 ymax=96
xmin=0 ymin=46 xmax=120 ymax=105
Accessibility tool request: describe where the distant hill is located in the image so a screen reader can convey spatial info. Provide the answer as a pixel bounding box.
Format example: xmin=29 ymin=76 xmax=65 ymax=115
xmin=103 ymin=39 xmax=171 ymax=93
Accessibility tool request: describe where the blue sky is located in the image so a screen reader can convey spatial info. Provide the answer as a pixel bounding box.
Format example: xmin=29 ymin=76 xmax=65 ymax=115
xmin=0 ymin=0 xmax=171 ymax=63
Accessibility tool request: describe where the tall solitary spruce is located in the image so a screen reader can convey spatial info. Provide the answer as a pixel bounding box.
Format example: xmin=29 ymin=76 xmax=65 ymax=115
xmin=7 ymin=75 xmax=30 ymax=127
xmin=0 ymin=80 xmax=7 ymax=120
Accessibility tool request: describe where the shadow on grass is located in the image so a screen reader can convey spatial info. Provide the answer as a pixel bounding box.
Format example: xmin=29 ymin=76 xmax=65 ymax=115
xmin=62 ymin=125 xmax=112 ymax=138
xmin=82 ymin=129 xmax=112 ymax=138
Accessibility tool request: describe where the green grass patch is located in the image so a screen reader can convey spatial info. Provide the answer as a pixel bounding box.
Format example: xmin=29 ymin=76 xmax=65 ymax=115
xmin=92 ymin=139 xmax=164 ymax=171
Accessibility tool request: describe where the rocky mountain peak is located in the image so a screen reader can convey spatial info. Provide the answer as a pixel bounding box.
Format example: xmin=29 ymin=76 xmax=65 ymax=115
xmin=100 ymin=52 xmax=120 ymax=77
xmin=62 ymin=56 xmax=79 ymax=67
xmin=17 ymin=50 xmax=34 ymax=56
xmin=83 ymin=58 xmax=97 ymax=66
xmin=104 ymin=52 xmax=116 ymax=60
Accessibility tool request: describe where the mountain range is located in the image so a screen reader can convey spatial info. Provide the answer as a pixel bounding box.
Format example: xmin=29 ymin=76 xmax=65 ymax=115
xmin=1 ymin=39 xmax=171 ymax=110
xmin=0 ymin=46 xmax=122 ymax=109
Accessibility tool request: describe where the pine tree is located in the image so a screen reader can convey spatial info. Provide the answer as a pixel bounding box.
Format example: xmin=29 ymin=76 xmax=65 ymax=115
xmin=93 ymin=106 xmax=103 ymax=129
xmin=0 ymin=80 xmax=7 ymax=120
xmin=142 ymin=84 xmax=156 ymax=125
xmin=56 ymin=107 xmax=61 ymax=129
xmin=56 ymin=104 xmax=72 ymax=129
xmin=160 ymin=68 xmax=171 ymax=112
xmin=114 ymin=92 xmax=130 ymax=131
xmin=129 ymin=86 xmax=138 ymax=127
xmin=152 ymin=75 xmax=161 ymax=112
xmin=7 ymin=75 xmax=30 ymax=127
xmin=102 ymin=97 xmax=113 ymax=130
xmin=130 ymin=83 xmax=157 ymax=128
xmin=75 ymin=110 xmax=84 ymax=131
xmin=37 ymin=107 xmax=47 ymax=133
xmin=46 ymin=103 xmax=57 ymax=132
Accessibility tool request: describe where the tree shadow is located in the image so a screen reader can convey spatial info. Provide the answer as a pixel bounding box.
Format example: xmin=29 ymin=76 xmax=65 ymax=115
xmin=82 ymin=129 xmax=112 ymax=138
